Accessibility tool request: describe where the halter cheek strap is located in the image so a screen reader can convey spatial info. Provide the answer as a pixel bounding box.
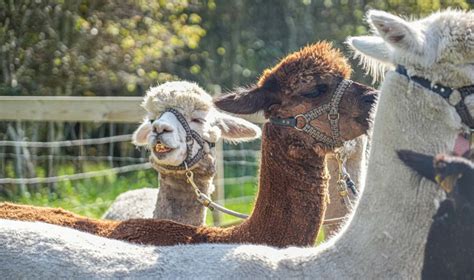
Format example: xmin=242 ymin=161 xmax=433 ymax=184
xmin=269 ymin=79 xmax=353 ymax=148
xmin=396 ymin=65 xmax=474 ymax=148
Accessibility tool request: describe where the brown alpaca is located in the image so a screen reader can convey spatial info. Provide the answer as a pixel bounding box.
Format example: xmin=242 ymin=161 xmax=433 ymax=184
xmin=0 ymin=42 xmax=377 ymax=247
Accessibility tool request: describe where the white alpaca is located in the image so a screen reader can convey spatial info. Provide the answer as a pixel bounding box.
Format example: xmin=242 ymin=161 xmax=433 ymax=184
xmin=102 ymin=81 xmax=260 ymax=225
xmin=1 ymin=9 xmax=473 ymax=279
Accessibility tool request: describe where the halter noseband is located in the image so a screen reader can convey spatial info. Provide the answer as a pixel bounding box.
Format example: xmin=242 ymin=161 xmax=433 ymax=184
xmin=269 ymin=79 xmax=353 ymax=148
xmin=150 ymin=108 xmax=215 ymax=171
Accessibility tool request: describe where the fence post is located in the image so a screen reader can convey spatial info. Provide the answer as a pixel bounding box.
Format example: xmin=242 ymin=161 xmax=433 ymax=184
xmin=211 ymin=140 xmax=225 ymax=226
xmin=109 ymin=123 xmax=115 ymax=168
xmin=47 ymin=121 xmax=57 ymax=193
xmin=7 ymin=123 xmax=26 ymax=196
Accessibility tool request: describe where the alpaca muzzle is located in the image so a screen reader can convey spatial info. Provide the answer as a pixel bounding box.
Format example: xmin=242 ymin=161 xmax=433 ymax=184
xmin=149 ymin=108 xmax=215 ymax=171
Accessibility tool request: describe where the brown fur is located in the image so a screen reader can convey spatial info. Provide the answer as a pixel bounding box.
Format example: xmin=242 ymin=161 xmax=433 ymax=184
xmin=258 ymin=42 xmax=351 ymax=89
xmin=0 ymin=42 xmax=377 ymax=248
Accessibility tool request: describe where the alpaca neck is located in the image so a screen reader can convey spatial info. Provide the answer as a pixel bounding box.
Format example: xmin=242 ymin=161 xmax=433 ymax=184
xmin=154 ymin=166 xmax=214 ymax=226
xmin=236 ymin=124 xmax=329 ymax=247
xmin=313 ymin=71 xmax=464 ymax=277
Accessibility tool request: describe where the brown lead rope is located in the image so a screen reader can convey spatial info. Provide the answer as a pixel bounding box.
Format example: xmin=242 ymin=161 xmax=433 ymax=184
xmin=185 ymin=167 xmax=249 ymax=219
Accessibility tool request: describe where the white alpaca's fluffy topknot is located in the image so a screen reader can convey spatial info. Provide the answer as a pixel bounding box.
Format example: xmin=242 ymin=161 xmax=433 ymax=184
xmin=142 ymin=81 xmax=213 ymax=118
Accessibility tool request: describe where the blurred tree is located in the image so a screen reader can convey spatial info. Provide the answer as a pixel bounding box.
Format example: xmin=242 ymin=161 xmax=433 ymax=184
xmin=188 ymin=0 xmax=471 ymax=93
xmin=0 ymin=0 xmax=205 ymax=96
xmin=0 ymin=0 xmax=470 ymax=96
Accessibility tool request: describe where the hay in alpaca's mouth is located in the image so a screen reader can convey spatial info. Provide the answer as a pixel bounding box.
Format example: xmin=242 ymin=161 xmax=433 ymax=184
xmin=153 ymin=141 xmax=173 ymax=154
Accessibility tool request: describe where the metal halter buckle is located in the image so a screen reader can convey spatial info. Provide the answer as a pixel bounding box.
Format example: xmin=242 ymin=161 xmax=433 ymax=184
xmin=328 ymin=112 xmax=340 ymax=121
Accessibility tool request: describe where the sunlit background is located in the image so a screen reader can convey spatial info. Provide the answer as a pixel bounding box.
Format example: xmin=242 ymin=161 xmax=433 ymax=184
xmin=0 ymin=0 xmax=471 ymax=231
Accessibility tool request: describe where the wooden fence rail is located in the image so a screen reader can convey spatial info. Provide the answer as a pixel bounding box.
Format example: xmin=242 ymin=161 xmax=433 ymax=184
xmin=0 ymin=96 xmax=265 ymax=123
xmin=0 ymin=96 xmax=143 ymax=123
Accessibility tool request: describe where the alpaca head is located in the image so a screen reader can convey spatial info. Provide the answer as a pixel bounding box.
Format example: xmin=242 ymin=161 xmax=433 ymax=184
xmin=347 ymin=9 xmax=474 ymax=88
xmin=397 ymin=149 xmax=474 ymax=203
xmin=132 ymin=81 xmax=261 ymax=174
xmin=214 ymin=42 xmax=378 ymax=156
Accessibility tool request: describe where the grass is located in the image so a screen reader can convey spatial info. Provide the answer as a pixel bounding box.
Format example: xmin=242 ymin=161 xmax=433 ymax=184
xmin=1 ymin=163 xmax=157 ymax=218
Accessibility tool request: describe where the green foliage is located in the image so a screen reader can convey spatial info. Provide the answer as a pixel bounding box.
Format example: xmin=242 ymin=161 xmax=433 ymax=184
xmin=0 ymin=0 xmax=206 ymax=96
xmin=190 ymin=0 xmax=472 ymax=92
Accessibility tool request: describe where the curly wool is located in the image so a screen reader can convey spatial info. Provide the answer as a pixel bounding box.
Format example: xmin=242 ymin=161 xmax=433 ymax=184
xmin=142 ymin=81 xmax=213 ymax=119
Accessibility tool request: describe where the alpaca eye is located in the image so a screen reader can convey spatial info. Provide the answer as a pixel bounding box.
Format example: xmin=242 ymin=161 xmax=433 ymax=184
xmin=192 ymin=118 xmax=205 ymax=124
xmin=302 ymin=84 xmax=328 ymax=98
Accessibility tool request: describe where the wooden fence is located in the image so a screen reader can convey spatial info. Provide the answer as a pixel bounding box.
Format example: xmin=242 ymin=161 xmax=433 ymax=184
xmin=0 ymin=96 xmax=265 ymax=123
xmin=0 ymin=96 xmax=264 ymax=225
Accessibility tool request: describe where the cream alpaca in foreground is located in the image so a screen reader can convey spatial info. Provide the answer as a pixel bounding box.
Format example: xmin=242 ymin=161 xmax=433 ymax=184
xmin=1 ymin=9 xmax=473 ymax=279
xmin=103 ymin=81 xmax=260 ymax=225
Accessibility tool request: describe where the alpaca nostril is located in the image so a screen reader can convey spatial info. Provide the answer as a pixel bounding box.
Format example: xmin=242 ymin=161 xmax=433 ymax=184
xmin=154 ymin=122 xmax=174 ymax=134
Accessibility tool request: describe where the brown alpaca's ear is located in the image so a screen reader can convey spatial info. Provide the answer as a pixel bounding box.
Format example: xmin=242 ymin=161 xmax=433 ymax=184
xmin=214 ymin=87 xmax=269 ymax=114
xmin=397 ymin=150 xmax=436 ymax=183
xmin=215 ymin=73 xmax=280 ymax=114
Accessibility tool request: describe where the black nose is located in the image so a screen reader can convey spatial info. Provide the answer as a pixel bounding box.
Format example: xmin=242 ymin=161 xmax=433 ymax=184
xmin=361 ymin=91 xmax=378 ymax=105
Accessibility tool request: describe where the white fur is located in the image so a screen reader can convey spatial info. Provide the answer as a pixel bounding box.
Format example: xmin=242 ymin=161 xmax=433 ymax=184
xmin=346 ymin=36 xmax=393 ymax=83
xmin=347 ymin=9 xmax=474 ymax=87
xmin=102 ymin=188 xmax=156 ymax=220
xmin=2 ymin=10 xmax=473 ymax=278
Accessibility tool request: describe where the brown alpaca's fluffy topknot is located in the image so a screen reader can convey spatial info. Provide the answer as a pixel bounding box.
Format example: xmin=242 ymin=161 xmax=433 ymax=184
xmin=257 ymin=42 xmax=352 ymax=89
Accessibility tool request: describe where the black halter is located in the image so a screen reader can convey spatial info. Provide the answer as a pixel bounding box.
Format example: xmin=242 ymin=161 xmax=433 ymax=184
xmin=150 ymin=108 xmax=215 ymax=171
xmin=396 ymin=65 xmax=474 ymax=129
xmin=269 ymin=79 xmax=353 ymax=148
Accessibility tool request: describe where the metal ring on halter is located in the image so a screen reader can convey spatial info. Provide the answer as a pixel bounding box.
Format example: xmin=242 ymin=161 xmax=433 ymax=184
xmin=294 ymin=114 xmax=307 ymax=131
xmin=269 ymin=78 xmax=351 ymax=148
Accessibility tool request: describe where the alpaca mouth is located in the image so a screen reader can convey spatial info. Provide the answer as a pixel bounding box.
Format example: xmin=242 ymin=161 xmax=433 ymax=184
xmin=153 ymin=141 xmax=173 ymax=154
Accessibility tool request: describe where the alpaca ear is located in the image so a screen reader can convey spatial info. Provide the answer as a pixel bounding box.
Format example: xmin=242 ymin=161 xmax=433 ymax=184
xmin=397 ymin=150 xmax=436 ymax=183
xmin=346 ymin=36 xmax=391 ymax=63
xmin=368 ymin=10 xmax=422 ymax=52
xmin=214 ymin=112 xmax=261 ymax=142
xmin=132 ymin=120 xmax=152 ymax=146
xmin=215 ymin=75 xmax=280 ymax=114
xmin=346 ymin=36 xmax=392 ymax=82
xmin=214 ymin=87 xmax=270 ymax=114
